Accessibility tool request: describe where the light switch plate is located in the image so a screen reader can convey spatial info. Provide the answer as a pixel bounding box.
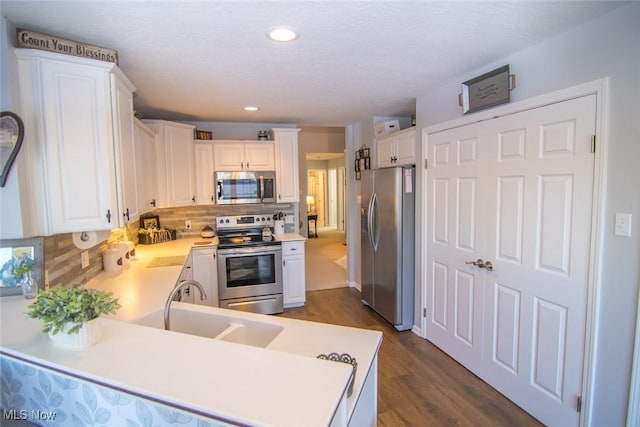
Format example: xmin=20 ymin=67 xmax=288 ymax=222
xmin=614 ymin=213 xmax=632 ymax=237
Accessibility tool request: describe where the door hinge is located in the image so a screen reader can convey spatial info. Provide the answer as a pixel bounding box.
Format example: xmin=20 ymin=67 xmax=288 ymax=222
xmin=577 ymin=396 xmax=582 ymax=413
xmin=424 ymin=158 xmax=428 ymax=169
xmin=591 ymin=135 xmax=596 ymax=153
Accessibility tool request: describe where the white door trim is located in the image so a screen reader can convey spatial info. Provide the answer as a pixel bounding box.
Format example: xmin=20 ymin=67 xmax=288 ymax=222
xmin=420 ymin=78 xmax=608 ymax=426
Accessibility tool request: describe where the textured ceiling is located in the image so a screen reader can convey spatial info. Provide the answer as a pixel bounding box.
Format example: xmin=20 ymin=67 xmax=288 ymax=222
xmin=0 ymin=1 xmax=624 ymax=126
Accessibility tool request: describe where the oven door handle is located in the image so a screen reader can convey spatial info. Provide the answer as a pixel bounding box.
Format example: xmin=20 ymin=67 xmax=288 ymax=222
xmin=217 ymin=245 xmax=282 ymax=255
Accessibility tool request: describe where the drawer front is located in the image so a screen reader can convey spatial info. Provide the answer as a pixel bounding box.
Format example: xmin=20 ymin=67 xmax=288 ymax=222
xmin=283 ymin=241 xmax=305 ymax=254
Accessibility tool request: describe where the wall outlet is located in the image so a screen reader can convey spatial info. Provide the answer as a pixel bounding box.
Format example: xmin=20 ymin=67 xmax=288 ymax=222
xmin=614 ymin=212 xmax=632 ymax=237
xmin=185 ymin=220 xmax=192 ymax=230
xmin=80 ymin=251 xmax=89 ymax=269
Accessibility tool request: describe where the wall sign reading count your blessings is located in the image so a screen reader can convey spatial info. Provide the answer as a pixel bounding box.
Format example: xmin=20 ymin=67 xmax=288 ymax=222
xmin=17 ymin=28 xmax=119 ymax=65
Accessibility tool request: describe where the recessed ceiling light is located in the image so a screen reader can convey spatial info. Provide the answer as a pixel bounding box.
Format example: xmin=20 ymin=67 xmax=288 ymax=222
xmin=243 ymin=106 xmax=259 ymax=112
xmin=267 ymin=27 xmax=298 ymax=42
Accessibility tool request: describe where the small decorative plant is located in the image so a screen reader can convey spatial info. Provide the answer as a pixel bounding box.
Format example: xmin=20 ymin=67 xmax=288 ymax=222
xmin=26 ymin=285 xmax=120 ymax=335
xmin=13 ymin=256 xmax=34 ymax=280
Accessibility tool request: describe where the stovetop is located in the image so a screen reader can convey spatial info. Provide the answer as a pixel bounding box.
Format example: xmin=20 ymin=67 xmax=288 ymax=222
xmin=216 ymin=215 xmax=280 ymax=249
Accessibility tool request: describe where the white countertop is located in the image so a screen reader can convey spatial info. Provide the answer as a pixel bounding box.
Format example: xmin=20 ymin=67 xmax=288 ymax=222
xmin=1 ymin=237 xmax=381 ymax=426
xmin=274 ymin=233 xmax=306 ymax=242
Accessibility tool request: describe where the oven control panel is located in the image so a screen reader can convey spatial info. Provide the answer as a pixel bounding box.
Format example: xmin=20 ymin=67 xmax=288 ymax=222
xmin=216 ymin=215 xmax=274 ymax=230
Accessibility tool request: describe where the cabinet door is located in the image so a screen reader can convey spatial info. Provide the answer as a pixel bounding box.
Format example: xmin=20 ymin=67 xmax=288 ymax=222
xmin=245 ymin=142 xmax=275 ymax=170
xmin=194 ymin=143 xmax=215 ymax=204
xmin=213 ymin=143 xmax=245 ymax=171
xmin=111 ymin=75 xmax=140 ymax=225
xmin=376 ymin=136 xmax=395 ymax=168
xmin=134 ymin=119 xmax=158 ymax=213
xmin=163 ymin=124 xmax=196 ymax=206
xmin=176 ymin=253 xmax=194 ymax=303
xmin=39 ymin=60 xmax=118 ymax=232
xmin=394 ymin=130 xmax=416 ymax=166
xmin=273 ymin=129 xmax=300 ymax=203
xmin=191 ymin=248 xmax=218 ymax=307
xmin=282 ymin=241 xmax=305 ymax=308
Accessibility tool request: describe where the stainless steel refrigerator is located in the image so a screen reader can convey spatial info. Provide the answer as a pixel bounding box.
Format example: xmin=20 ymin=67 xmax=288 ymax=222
xmin=360 ymin=166 xmax=415 ymax=331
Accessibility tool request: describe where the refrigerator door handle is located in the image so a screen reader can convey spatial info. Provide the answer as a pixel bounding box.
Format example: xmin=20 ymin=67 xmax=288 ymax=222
xmin=367 ymin=193 xmax=376 ymax=250
xmin=371 ymin=192 xmax=379 ymax=251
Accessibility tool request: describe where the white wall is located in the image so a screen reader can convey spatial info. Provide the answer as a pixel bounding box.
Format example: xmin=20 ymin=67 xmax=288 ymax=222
xmin=0 ymin=17 xmax=26 ymax=239
xmin=415 ymin=4 xmax=640 ymax=425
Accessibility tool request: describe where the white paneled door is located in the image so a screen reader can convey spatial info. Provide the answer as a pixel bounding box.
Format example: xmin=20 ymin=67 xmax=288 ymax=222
xmin=426 ymin=95 xmax=596 ymax=426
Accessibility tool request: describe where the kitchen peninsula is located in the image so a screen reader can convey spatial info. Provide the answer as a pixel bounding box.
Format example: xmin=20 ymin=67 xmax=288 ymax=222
xmin=0 ymin=237 xmax=382 ymax=427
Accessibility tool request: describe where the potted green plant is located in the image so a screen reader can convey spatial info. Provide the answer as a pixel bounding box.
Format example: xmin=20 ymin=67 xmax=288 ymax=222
xmin=26 ymin=285 xmax=120 ymax=348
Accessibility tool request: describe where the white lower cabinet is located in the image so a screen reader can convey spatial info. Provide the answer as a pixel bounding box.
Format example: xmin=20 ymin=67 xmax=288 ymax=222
xmin=175 ymin=252 xmax=194 ymax=303
xmin=282 ymin=240 xmax=306 ymax=308
xmin=177 ymin=247 xmax=218 ymax=306
xmin=191 ymin=247 xmax=218 ymax=307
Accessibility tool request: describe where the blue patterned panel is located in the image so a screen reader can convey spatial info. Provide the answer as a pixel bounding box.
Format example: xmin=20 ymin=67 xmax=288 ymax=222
xmin=0 ymin=355 xmax=230 ymax=426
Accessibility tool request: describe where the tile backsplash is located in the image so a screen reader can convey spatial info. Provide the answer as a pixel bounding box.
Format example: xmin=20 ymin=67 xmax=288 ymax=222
xmin=42 ymin=203 xmax=297 ymax=288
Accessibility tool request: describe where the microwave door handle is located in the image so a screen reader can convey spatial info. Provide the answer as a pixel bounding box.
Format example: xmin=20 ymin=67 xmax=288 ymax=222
xmin=217 ymin=181 xmax=223 ymax=201
xmin=259 ymin=176 xmax=265 ymax=202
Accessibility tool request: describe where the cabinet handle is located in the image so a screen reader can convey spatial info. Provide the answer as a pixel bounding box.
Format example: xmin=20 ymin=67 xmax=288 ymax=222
xmin=247 ymin=162 xmax=250 ymax=169
xmin=283 ymin=260 xmax=286 ymax=266
xmin=106 ymin=209 xmax=112 ymax=223
xmin=150 ymin=199 xmax=156 ymax=207
xmin=210 ymin=195 xmax=214 ymax=202
xmin=123 ymin=208 xmax=130 ymax=221
xmin=192 ymin=196 xmax=196 ymax=203
xmin=241 ymin=161 xmax=244 ymax=169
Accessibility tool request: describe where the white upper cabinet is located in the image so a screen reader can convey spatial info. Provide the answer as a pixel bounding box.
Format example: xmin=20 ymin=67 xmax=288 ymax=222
xmin=213 ymin=141 xmax=275 ymax=171
xmin=376 ymin=127 xmax=416 ymax=168
xmin=15 ymin=48 xmax=136 ymax=235
xmin=111 ymin=75 xmax=140 ymax=225
xmin=143 ymin=120 xmax=196 ymax=207
xmin=194 ymin=142 xmax=215 ymax=204
xmin=271 ymin=128 xmax=300 ymax=203
xmin=133 ymin=118 xmax=159 ymax=213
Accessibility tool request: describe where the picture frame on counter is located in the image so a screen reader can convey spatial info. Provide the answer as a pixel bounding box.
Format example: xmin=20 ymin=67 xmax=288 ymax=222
xmin=140 ymin=215 xmax=160 ymax=230
xmin=355 ymin=149 xmax=362 ymax=160
xmin=363 ymin=147 xmax=370 ymax=159
xmin=364 ymin=157 xmax=371 ymax=170
xmin=354 ymin=159 xmax=360 ymax=172
xmin=355 ymin=171 xmax=361 ymax=180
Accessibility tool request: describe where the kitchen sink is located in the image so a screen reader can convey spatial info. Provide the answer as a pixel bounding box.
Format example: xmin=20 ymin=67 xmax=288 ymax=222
xmin=133 ymin=304 xmax=283 ymax=348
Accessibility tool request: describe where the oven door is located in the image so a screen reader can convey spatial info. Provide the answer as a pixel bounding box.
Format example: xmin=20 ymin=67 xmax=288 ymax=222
xmin=217 ymin=245 xmax=282 ymax=301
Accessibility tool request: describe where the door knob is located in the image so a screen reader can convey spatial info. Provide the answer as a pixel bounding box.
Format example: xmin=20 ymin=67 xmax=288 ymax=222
xmin=465 ymin=258 xmax=495 ymax=271
xmin=465 ymin=258 xmax=486 ymax=268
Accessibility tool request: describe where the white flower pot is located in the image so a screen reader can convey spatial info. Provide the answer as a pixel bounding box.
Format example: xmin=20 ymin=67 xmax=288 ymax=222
xmin=48 ymin=317 xmax=102 ymax=349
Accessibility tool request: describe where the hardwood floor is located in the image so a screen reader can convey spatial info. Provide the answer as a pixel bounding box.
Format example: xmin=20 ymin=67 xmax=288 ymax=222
xmin=278 ymin=287 xmax=542 ymax=427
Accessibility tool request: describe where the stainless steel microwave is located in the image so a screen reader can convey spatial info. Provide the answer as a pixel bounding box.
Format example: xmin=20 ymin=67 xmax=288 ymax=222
xmin=215 ymin=171 xmax=276 ymax=205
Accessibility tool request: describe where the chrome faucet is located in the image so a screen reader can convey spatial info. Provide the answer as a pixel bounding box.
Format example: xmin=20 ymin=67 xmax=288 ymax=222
xmin=164 ymin=280 xmax=207 ymax=330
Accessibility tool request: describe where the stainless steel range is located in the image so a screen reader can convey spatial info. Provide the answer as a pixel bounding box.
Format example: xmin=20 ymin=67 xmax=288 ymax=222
xmin=216 ymin=214 xmax=283 ymax=315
